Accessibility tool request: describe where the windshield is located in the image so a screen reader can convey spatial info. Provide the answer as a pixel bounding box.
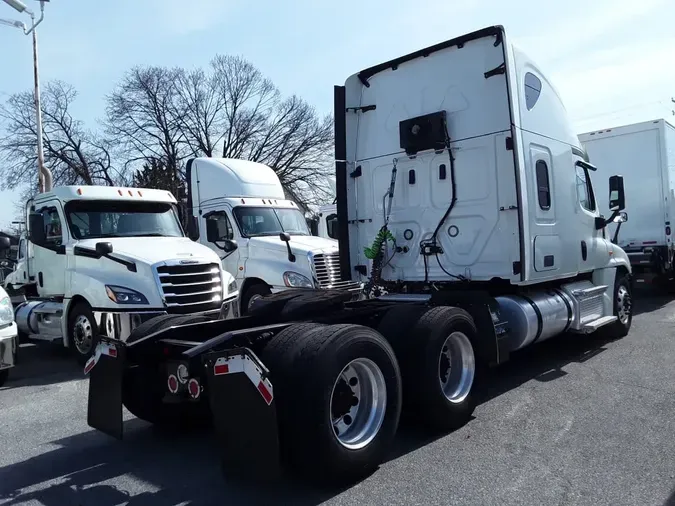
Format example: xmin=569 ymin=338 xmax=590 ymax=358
xmin=233 ymin=206 xmax=310 ymax=237
xmin=65 ymin=200 xmax=184 ymax=239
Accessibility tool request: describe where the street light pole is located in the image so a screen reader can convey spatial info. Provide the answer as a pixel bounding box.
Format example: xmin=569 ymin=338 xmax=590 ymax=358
xmin=1 ymin=0 xmax=52 ymax=193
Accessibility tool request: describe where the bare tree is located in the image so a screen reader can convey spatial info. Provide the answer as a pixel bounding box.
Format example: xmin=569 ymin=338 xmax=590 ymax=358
xmin=105 ymin=66 xmax=186 ymax=177
xmin=174 ymin=68 xmax=225 ymax=157
xmin=180 ymin=56 xmax=334 ymax=207
xmin=106 ymin=57 xmax=334 ymax=209
xmin=0 ymin=81 xmax=120 ymax=191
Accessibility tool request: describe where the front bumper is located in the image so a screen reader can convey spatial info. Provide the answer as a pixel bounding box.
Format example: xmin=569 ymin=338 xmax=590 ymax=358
xmin=0 ymin=322 xmax=17 ymax=371
xmin=93 ymin=293 xmax=241 ymax=342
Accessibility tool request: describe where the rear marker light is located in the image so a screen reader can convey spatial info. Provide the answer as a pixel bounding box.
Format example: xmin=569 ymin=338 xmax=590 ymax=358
xmin=214 ymin=362 xmax=229 ymax=375
xmin=188 ymin=378 xmax=201 ymax=399
xmin=118 ymin=189 xmax=123 ymax=196
xmin=77 ymin=188 xmax=83 ymax=195
xmin=138 ymin=191 xmax=143 ymax=197
xmin=241 ymin=198 xmax=245 ymax=204
xmin=167 ymin=374 xmax=179 ymax=393
xmin=128 ymin=190 xmax=133 ymax=196
xmin=667 ymin=226 xmax=671 ymax=236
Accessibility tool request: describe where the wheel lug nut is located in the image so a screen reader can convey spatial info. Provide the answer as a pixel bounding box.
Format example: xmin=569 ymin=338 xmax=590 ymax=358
xmin=351 ymin=397 xmax=359 ymax=406
xmin=344 ymin=415 xmax=353 ymax=425
xmin=349 ymin=377 xmax=358 ymax=386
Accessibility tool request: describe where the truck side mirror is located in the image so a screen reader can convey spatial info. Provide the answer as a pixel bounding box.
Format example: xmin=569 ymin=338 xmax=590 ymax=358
xmin=0 ymin=237 xmax=9 ymax=251
xmin=221 ymin=239 xmax=238 ymax=253
xmin=95 ymin=242 xmax=113 ymax=256
xmin=613 ymin=211 xmax=628 ymax=224
xmin=187 ymin=216 xmax=199 ymax=242
xmin=279 ymin=232 xmax=291 ymax=243
xmin=206 ymin=219 xmax=221 ymax=243
xmin=608 ymin=175 xmax=625 ymax=211
xmin=28 ymin=213 xmax=46 ymax=245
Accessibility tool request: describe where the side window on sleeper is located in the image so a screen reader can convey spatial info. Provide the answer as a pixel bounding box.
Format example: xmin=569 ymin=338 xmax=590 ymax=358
xmin=535 ymin=160 xmax=551 ymax=210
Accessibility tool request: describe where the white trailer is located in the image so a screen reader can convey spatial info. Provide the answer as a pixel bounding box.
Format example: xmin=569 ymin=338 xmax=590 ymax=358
xmin=2 ymin=185 xmax=239 ymax=364
xmin=579 ymin=119 xmax=675 ymax=282
xmin=184 ymin=158 xmax=360 ymax=313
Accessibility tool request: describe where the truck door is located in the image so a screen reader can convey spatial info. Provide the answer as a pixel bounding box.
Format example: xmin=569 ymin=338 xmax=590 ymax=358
xmin=573 ymin=158 xmax=606 ymax=273
xmin=33 ymin=203 xmax=68 ymax=297
xmin=201 ymin=209 xmax=241 ymax=280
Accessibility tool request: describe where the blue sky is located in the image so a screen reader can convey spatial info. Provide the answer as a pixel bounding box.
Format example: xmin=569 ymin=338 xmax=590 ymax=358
xmin=1 ymin=0 xmax=673 ymax=229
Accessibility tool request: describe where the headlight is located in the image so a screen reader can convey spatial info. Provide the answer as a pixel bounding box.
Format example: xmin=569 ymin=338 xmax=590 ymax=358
xmin=105 ymin=285 xmax=149 ymax=304
xmin=0 ymin=296 xmax=13 ymax=325
xmin=227 ymin=279 xmax=238 ymax=294
xmin=283 ymin=271 xmax=313 ymax=288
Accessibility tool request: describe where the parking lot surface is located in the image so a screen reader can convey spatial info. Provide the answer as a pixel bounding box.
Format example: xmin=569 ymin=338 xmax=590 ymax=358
xmin=1 ymin=292 xmax=675 ymax=506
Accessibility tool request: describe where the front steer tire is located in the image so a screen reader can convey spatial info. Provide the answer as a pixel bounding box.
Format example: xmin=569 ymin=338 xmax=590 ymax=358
xmin=262 ymin=323 xmax=402 ymax=485
xmin=122 ymin=314 xmax=213 ymax=429
xmin=68 ymin=301 xmax=98 ymax=366
xmin=599 ymin=272 xmax=632 ymax=340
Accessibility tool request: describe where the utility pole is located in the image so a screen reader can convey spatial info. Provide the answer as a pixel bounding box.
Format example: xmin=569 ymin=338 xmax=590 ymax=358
xmin=1 ymin=0 xmax=52 ymax=193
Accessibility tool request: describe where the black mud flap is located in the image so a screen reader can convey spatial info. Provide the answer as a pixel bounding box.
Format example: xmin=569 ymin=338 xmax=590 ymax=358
xmin=86 ymin=338 xmax=126 ymax=440
xmin=203 ymin=347 xmax=280 ymax=480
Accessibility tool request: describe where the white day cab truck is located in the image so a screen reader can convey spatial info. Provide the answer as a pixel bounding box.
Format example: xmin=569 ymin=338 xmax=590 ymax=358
xmin=579 ymin=118 xmax=675 ymax=286
xmin=83 ymin=25 xmax=633 ymax=486
xmin=183 ymin=158 xmax=360 ymax=312
xmin=2 ymin=186 xmax=239 ymax=366
xmin=0 ymin=278 xmax=18 ymax=388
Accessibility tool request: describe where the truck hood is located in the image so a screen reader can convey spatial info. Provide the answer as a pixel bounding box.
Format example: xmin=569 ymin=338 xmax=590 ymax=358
xmin=249 ymin=235 xmax=339 ymax=255
xmin=75 ymin=237 xmax=219 ymax=265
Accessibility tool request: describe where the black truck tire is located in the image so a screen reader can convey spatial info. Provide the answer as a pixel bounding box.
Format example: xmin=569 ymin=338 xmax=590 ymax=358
xmin=262 ymin=323 xmax=402 ymax=485
xmin=0 ymin=369 xmax=8 ymax=388
xmin=68 ymin=301 xmax=99 ymax=365
xmin=599 ymin=272 xmax=632 ymax=340
xmin=248 ymin=288 xmax=352 ymax=320
xmin=395 ymin=306 xmax=481 ymax=432
xmin=241 ymin=283 xmax=272 ymax=315
xmin=122 ymin=314 xmax=213 ymax=428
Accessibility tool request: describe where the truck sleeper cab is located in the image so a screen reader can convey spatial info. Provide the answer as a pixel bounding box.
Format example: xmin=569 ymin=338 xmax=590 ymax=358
xmin=85 ymin=25 xmax=633 ymax=487
xmin=185 ymin=157 xmax=361 ymax=313
xmin=5 ymin=186 xmax=238 ymax=365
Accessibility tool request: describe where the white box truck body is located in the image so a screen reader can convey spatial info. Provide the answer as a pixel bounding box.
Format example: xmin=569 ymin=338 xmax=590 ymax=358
xmin=579 ymin=119 xmax=675 ymax=278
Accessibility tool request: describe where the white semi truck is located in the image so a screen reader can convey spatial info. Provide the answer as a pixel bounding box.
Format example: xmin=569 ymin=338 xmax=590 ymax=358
xmin=316 ymin=203 xmax=338 ymax=240
xmin=579 ymin=119 xmax=675 ymax=284
xmin=0 ymin=278 xmax=18 ymax=387
xmin=184 ymin=158 xmax=360 ymax=312
xmin=85 ymin=25 xmax=633 ymax=486
xmin=2 ymin=185 xmax=239 ymax=364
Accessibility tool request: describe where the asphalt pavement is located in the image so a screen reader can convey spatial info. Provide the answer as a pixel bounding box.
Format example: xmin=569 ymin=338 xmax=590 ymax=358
xmin=1 ymin=290 xmax=675 ymax=506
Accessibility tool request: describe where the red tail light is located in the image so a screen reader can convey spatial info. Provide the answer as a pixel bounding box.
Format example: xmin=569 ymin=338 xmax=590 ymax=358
xmin=167 ymin=374 xmax=179 ymax=394
xmin=666 ymin=226 xmax=671 ymax=236
xmin=188 ymin=378 xmax=201 ymax=399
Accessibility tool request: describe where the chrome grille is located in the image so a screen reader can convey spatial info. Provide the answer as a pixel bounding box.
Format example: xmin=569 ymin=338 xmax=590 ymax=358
xmin=313 ymin=253 xmax=341 ymax=288
xmin=156 ymin=262 xmax=222 ymax=314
